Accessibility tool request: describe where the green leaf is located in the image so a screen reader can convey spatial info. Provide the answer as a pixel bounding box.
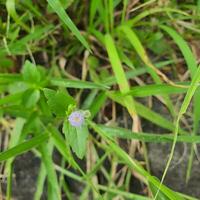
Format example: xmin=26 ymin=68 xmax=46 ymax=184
xmin=149 ymin=177 xmax=170 ymax=200
xmin=43 ymin=88 xmax=75 ymax=117
xmin=158 ymin=66 xmax=200 ymax=199
xmin=63 ymin=122 xmax=89 ymax=159
xmin=104 ymin=33 xmax=136 ymax=117
xmin=0 ymin=92 xmax=23 ymax=106
xmin=22 ymin=60 xmax=41 ymax=84
xmin=160 ymin=25 xmax=197 ymax=77
xmin=88 ymin=121 xmax=184 ymax=200
xmin=40 ymin=142 xmax=61 ymax=200
xmin=98 ymin=125 xmax=200 ymax=143
xmin=0 ymin=26 xmax=53 ymax=56
xmin=47 ymin=0 xmax=91 ymax=52
xmin=0 ymin=73 xmax=22 ymax=84
xmin=22 ymin=89 xmax=40 ymax=108
xmin=0 ymin=133 xmax=49 ymax=162
xmin=107 ymin=91 xmax=187 ymax=134
xmin=50 ymin=78 xmax=109 ymax=89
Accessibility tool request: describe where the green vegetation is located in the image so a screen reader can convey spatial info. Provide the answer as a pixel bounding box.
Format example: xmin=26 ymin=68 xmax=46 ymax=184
xmin=0 ymin=0 xmax=200 ymax=199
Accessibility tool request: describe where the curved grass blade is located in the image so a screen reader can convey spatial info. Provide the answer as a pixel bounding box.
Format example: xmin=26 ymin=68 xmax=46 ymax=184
xmin=127 ymin=83 xmax=188 ymax=97
xmin=47 ymin=0 xmax=91 ymax=52
xmin=6 ymin=0 xmax=30 ymax=32
xmin=50 ymin=78 xmax=109 ymax=89
xmin=104 ymin=33 xmax=136 ymax=118
xmin=98 ymin=125 xmax=200 ymax=143
xmin=88 ymin=121 xmax=184 ymax=200
xmin=160 ymin=25 xmax=200 ymax=182
xmin=119 ymin=25 xmax=175 ymax=116
xmin=126 ymin=7 xmax=189 ymax=27
xmin=155 ymin=66 xmax=200 ymax=199
xmin=0 ymin=133 xmax=49 ymax=162
xmin=107 ymin=90 xmax=187 ymax=134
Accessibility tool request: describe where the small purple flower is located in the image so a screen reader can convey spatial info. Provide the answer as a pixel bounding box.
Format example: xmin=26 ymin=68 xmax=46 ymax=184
xmin=68 ymin=111 xmax=85 ymax=127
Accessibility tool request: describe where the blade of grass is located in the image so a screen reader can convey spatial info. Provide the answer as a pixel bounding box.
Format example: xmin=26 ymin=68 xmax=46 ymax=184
xmin=0 ymin=133 xmax=49 ymax=162
xmin=126 ymin=83 xmax=188 ymax=97
xmin=155 ymin=66 xmax=200 ymax=199
xmin=0 ymin=25 xmax=53 ymax=56
xmin=50 ymin=77 xmax=109 ymax=89
xmin=47 ymin=0 xmax=91 ymax=52
xmin=34 ymin=163 xmax=46 ymax=200
xmin=6 ymin=0 xmax=30 ymax=32
xmin=107 ymin=90 xmax=187 ymax=134
xmin=98 ymin=125 xmax=200 ymax=143
xmin=39 ymin=142 xmax=61 ymax=200
xmin=88 ymin=121 xmax=184 ymax=200
xmin=5 ymin=118 xmax=26 ymax=200
xmin=0 ymin=92 xmax=23 ymax=106
xmin=160 ymin=25 xmax=200 ymax=182
xmin=126 ymin=7 xmax=189 ymax=27
xmin=102 ymin=60 xmax=174 ymax=86
xmin=104 ymin=33 xmax=136 ymax=118
xmin=119 ymin=25 xmax=175 ymax=116
xmin=55 ymin=165 xmax=151 ymax=200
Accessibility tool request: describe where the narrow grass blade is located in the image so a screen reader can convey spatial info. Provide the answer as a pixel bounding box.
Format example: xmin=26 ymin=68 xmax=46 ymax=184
xmin=40 ymin=142 xmax=61 ymax=200
xmin=104 ymin=34 xmax=136 ymax=117
xmin=0 ymin=133 xmax=49 ymax=162
xmin=88 ymin=121 xmax=184 ymax=200
xmin=160 ymin=25 xmax=200 ymax=182
xmin=5 ymin=118 xmax=26 ymax=200
xmin=0 ymin=74 xmax=22 ymax=83
xmin=156 ymin=66 xmax=200 ymax=199
xmin=0 ymin=26 xmax=53 ymax=56
xmin=107 ymin=91 xmax=187 ymax=134
xmin=0 ymin=92 xmax=23 ymax=106
xmin=6 ymin=0 xmax=30 ymax=32
xmin=127 ymin=83 xmax=187 ymax=97
xmin=47 ymin=0 xmax=91 ymax=52
xmin=119 ymin=25 xmax=174 ymax=115
xmin=34 ymin=163 xmax=46 ymax=200
xmin=98 ymin=125 xmax=200 ymax=143
xmin=126 ymin=7 xmax=189 ymax=26
xmin=50 ymin=78 xmax=109 ymax=89
xmin=160 ymin=25 xmax=197 ymax=77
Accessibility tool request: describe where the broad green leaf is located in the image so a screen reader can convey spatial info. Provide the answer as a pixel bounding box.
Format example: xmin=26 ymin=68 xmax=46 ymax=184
xmin=47 ymin=0 xmax=91 ymax=52
xmin=43 ymin=88 xmax=75 ymax=117
xmin=48 ymin=125 xmax=78 ymax=169
xmin=63 ymin=121 xmax=89 ymax=159
xmin=22 ymin=89 xmax=40 ymax=108
xmin=22 ymin=60 xmax=41 ymax=84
